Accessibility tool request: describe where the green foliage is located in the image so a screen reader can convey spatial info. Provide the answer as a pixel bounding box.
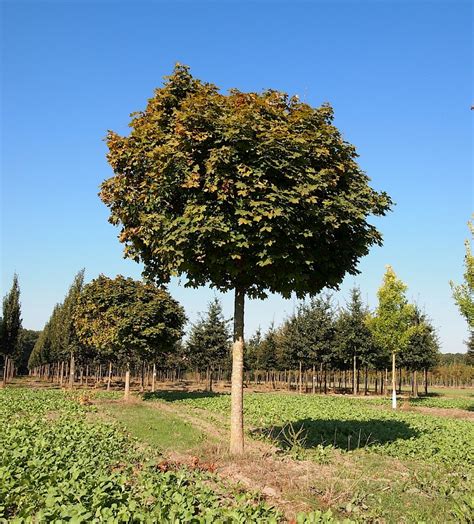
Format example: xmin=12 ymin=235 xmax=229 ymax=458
xmin=334 ymin=287 xmax=379 ymax=369
xmin=185 ymin=298 xmax=231 ymax=372
xmin=401 ymin=306 xmax=440 ymax=371
xmin=28 ymin=270 xmax=86 ymax=368
xmin=100 ymin=64 xmax=392 ymax=299
xmin=369 ymin=266 xmax=414 ymax=356
xmin=74 ymin=275 xmax=186 ymax=366
xmin=0 ymin=388 xmax=281 ymax=521
xmin=450 ymin=218 xmax=474 ymax=330
xmin=1 ymin=274 xmax=22 ymax=358
xmin=15 ymin=329 xmax=41 ymax=374
xmin=278 ymin=295 xmax=336 ymax=370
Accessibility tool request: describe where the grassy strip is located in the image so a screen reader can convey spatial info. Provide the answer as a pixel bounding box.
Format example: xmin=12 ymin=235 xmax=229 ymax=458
xmin=100 ymin=400 xmax=208 ymax=453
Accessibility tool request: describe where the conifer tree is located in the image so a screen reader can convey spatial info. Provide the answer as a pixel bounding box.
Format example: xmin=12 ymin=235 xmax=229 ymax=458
xmin=185 ymin=298 xmax=231 ymax=391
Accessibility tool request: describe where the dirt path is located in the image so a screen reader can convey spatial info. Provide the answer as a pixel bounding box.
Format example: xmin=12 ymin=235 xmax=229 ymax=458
xmin=406 ymin=405 xmax=474 ymax=421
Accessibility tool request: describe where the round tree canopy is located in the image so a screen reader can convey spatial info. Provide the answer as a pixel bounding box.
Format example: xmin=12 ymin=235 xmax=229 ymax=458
xmin=101 ymin=65 xmax=392 ymax=299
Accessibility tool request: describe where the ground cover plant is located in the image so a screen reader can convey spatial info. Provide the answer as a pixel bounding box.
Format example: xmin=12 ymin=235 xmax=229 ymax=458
xmin=0 ymin=388 xmax=284 ymax=522
xmin=145 ymin=391 xmax=474 ymax=522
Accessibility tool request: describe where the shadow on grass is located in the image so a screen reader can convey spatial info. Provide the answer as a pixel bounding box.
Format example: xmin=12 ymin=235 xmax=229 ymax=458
xmin=142 ymin=390 xmax=227 ymax=402
xmin=252 ymin=418 xmax=419 ymax=451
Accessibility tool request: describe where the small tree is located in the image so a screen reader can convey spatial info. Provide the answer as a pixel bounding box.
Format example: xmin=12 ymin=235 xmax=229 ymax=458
xmin=335 ymin=287 xmax=375 ymax=395
xmin=74 ymin=275 xmax=186 ymax=398
xmin=369 ymin=266 xmax=414 ymax=408
xmin=15 ymin=329 xmax=41 ymax=375
xmin=100 ymin=65 xmax=392 ymax=452
xmin=1 ymin=274 xmax=22 ymax=386
xmin=450 ymin=218 xmax=474 ymax=361
xmin=185 ymin=298 xmax=231 ymax=391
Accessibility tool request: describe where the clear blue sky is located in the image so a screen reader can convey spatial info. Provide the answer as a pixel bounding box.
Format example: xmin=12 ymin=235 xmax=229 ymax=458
xmin=1 ymin=0 xmax=472 ymax=353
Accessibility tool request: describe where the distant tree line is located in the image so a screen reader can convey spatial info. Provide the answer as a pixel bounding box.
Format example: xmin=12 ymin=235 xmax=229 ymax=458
xmin=24 ymin=266 xmax=473 ymax=396
xmin=1 ymin=263 xmax=471 ymax=395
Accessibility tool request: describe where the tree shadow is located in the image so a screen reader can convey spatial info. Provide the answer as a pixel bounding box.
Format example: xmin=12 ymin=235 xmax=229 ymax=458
xmin=251 ymin=418 xmax=419 ymax=451
xmin=143 ymin=390 xmax=226 ymax=402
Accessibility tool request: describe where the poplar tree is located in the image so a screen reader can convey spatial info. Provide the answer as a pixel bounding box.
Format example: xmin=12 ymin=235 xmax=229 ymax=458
xmin=101 ymin=64 xmax=392 ymax=452
xmin=1 ymin=274 xmax=22 ymax=386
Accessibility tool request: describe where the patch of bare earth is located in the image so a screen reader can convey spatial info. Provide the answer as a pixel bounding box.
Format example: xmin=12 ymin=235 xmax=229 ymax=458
xmin=407 ymin=406 xmax=474 ymax=421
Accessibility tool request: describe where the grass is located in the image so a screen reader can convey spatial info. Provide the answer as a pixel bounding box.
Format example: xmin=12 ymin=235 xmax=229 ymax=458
xmin=99 ymin=400 xmax=207 ymax=453
xmin=143 ymin=390 xmax=474 ymax=523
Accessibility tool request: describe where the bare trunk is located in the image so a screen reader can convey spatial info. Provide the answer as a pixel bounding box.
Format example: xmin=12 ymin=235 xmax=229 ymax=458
xmin=299 ymin=361 xmax=303 ymax=395
xmin=151 ymin=363 xmax=156 ymax=393
xmin=392 ymin=352 xmax=397 ymax=409
xmin=59 ymin=361 xmax=64 ymax=388
xmin=230 ymin=287 xmax=245 ymax=455
xmin=353 ymin=355 xmax=357 ymax=395
xmin=2 ymin=356 xmax=8 ymax=387
xmin=413 ymin=370 xmax=418 ymax=398
xmin=69 ymin=353 xmax=75 ymax=389
xmin=124 ymin=365 xmax=131 ymax=400
xmin=424 ymin=368 xmax=428 ymax=396
xmin=107 ymin=361 xmax=112 ymax=391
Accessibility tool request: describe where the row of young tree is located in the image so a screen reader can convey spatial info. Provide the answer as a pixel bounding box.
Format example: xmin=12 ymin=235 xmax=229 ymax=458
xmin=27 ymin=265 xmax=447 ymax=399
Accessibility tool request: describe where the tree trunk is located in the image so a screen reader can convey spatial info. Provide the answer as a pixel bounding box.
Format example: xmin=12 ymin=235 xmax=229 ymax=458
xmin=59 ymin=361 xmax=64 ymax=388
xmin=299 ymin=361 xmax=303 ymax=395
xmin=209 ymin=368 xmax=213 ymax=392
xmin=424 ymin=368 xmax=428 ymax=395
xmin=392 ymin=352 xmax=397 ymax=409
xmin=364 ymin=366 xmax=368 ymax=395
xmin=353 ymin=355 xmax=357 ymax=395
xmin=413 ymin=370 xmax=418 ymax=398
xmin=69 ymin=353 xmax=75 ymax=389
xmin=151 ymin=363 xmax=156 ymax=393
xmin=2 ymin=356 xmax=8 ymax=387
xmin=124 ymin=365 xmax=131 ymax=400
xmin=230 ymin=287 xmax=245 ymax=455
xmin=107 ymin=361 xmax=112 ymax=391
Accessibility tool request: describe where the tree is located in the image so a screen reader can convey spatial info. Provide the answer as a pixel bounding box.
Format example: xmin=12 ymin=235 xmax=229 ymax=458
xmin=450 ymin=218 xmax=474 ymax=361
xmin=74 ymin=275 xmax=186 ymax=398
xmin=100 ymin=64 xmax=392 ymax=452
xmin=401 ymin=306 xmax=439 ymax=397
xmin=335 ymin=287 xmax=375 ymax=394
xmin=1 ymin=274 xmax=22 ymax=386
xmin=369 ymin=267 xmax=414 ymax=408
xmin=185 ymin=298 xmax=231 ymax=391
xmin=15 ymin=329 xmax=41 ymax=375
xmin=61 ymin=270 xmax=85 ymax=388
